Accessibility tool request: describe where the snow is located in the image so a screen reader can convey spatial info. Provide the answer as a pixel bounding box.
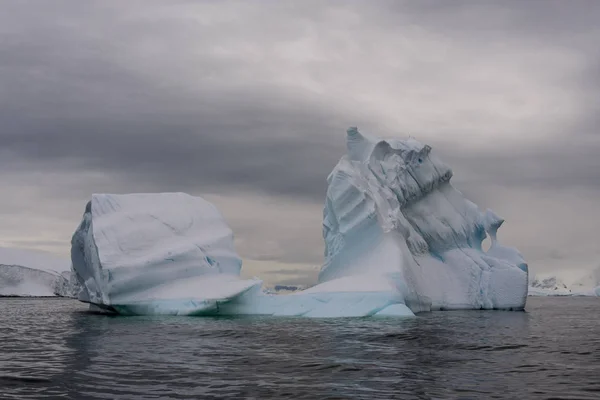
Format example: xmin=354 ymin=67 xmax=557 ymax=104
xmin=0 ymin=247 xmax=71 ymax=297
xmin=528 ymin=269 xmax=600 ymax=297
xmin=528 ymin=275 xmax=572 ymax=296
xmin=70 ymin=128 xmax=529 ymax=316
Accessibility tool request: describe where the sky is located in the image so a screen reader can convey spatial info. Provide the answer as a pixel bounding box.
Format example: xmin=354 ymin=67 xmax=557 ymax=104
xmin=1 ymin=0 xmax=599 ymax=284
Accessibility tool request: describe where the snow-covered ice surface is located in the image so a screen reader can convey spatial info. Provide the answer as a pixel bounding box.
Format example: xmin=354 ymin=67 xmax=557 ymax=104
xmin=71 ymin=128 xmax=528 ymax=317
xmin=0 ymin=247 xmax=71 ymax=297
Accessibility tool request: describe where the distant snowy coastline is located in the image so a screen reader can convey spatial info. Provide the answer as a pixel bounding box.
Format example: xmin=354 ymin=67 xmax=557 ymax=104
xmin=0 ymin=247 xmax=73 ymax=297
xmin=528 ymin=269 xmax=600 ymax=297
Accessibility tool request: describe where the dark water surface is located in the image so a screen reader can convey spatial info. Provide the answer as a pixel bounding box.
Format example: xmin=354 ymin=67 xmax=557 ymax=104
xmin=1 ymin=297 xmax=599 ymax=399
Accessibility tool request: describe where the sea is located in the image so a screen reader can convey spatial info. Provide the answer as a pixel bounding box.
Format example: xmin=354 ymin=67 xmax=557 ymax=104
xmin=0 ymin=296 xmax=598 ymax=399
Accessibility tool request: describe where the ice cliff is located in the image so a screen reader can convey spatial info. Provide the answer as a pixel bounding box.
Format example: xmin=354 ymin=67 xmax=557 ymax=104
xmin=70 ymin=128 xmax=528 ymax=316
xmin=0 ymin=247 xmax=71 ymax=297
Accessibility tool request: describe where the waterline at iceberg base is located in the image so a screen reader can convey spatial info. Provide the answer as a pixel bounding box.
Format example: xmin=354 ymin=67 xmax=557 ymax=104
xmin=70 ymin=128 xmax=528 ymax=317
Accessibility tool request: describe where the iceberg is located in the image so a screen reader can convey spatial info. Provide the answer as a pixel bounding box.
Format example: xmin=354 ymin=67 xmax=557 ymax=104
xmin=0 ymin=247 xmax=71 ymax=297
xmin=70 ymin=128 xmax=528 ymax=317
xmin=70 ymin=193 xmax=412 ymax=317
xmin=319 ymin=127 xmax=528 ymax=311
xmin=70 ymin=193 xmax=261 ymax=315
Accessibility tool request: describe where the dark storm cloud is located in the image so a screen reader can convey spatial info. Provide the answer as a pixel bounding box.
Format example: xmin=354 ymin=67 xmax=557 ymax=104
xmin=0 ymin=0 xmax=353 ymax=200
xmin=0 ymin=101 xmax=344 ymax=199
xmin=1 ymin=0 xmax=599 ymax=276
xmin=442 ymin=134 xmax=600 ymax=191
xmin=1 ymin=0 xmax=599 ymax=200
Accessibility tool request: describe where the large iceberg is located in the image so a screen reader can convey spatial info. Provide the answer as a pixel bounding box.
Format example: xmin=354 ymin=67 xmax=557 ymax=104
xmin=319 ymin=128 xmax=528 ymax=311
xmin=71 ymin=193 xmax=261 ymax=315
xmin=70 ymin=128 xmax=528 ymax=316
xmin=0 ymin=247 xmax=71 ymax=297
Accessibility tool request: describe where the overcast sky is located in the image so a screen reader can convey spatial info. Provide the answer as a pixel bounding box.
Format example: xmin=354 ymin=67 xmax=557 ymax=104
xmin=1 ymin=0 xmax=599 ymax=284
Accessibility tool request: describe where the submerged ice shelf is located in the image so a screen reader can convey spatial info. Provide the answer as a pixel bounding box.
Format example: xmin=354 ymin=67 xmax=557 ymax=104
xmin=70 ymin=128 xmax=528 ymax=317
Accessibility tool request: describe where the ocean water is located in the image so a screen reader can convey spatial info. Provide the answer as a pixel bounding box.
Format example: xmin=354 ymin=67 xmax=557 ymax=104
xmin=0 ymin=297 xmax=599 ymax=400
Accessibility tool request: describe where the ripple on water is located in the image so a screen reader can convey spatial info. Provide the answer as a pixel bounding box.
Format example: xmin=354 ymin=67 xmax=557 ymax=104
xmin=0 ymin=297 xmax=599 ymax=399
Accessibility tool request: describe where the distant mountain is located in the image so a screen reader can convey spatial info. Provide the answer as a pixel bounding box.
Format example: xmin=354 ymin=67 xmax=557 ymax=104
xmin=0 ymin=247 xmax=72 ymax=297
xmin=528 ymin=276 xmax=571 ymax=296
xmin=528 ymin=268 xmax=600 ymax=297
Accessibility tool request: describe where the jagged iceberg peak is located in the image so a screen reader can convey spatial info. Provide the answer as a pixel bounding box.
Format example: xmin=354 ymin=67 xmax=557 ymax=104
xmin=321 ymin=128 xmax=528 ymax=311
xmin=340 ymin=126 xmax=453 ymax=201
xmin=324 ymin=128 xmax=457 ymax=262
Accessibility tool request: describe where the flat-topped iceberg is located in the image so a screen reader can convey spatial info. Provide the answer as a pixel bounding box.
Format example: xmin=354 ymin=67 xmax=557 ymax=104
xmin=70 ymin=128 xmax=528 ymax=316
xmin=71 ymin=193 xmax=261 ymax=315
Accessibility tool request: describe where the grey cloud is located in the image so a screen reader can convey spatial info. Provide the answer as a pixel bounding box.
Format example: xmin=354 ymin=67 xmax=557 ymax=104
xmin=2 ymin=0 xmax=599 ymax=199
xmin=442 ymin=135 xmax=600 ymax=190
xmin=0 ymin=0 xmax=599 ymax=276
xmin=375 ymin=0 xmax=600 ymax=50
xmin=0 ymin=1 xmax=351 ymax=200
xmin=1 ymin=104 xmax=344 ymax=199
